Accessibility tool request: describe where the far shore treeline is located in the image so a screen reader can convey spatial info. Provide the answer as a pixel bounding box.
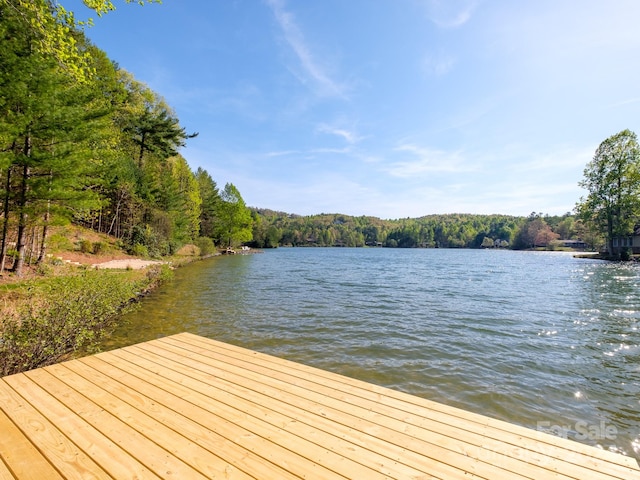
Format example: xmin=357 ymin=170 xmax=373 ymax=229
xmin=0 ymin=1 xmax=626 ymax=280
xmin=248 ymin=211 xmax=587 ymax=251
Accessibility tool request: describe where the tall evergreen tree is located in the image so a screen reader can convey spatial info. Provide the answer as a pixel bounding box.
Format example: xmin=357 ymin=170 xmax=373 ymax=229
xmin=123 ymin=97 xmax=197 ymax=169
xmin=0 ymin=5 xmax=108 ymax=274
xmin=195 ymin=167 xmax=220 ymax=239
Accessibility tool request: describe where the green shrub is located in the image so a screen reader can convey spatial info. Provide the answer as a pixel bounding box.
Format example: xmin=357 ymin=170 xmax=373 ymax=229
xmin=195 ymin=236 xmax=215 ymax=256
xmin=92 ymin=241 xmax=108 ymax=255
xmin=156 ymin=241 xmax=171 ymax=258
xmin=127 ymin=225 xmax=163 ymax=257
xmin=146 ymin=263 xmax=174 ymax=286
xmin=48 ymin=233 xmax=74 ymax=251
xmin=50 ymin=257 xmax=65 ymax=266
xmin=79 ymin=239 xmax=93 ymax=253
xmin=130 ymin=243 xmax=149 ymax=257
xmin=36 ymin=263 xmax=53 ymax=277
xmin=0 ymin=270 xmax=140 ymax=376
xmin=166 ymin=241 xmax=180 ymax=256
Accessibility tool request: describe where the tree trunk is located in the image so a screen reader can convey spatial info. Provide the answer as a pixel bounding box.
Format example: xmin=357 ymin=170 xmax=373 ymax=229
xmin=0 ymin=164 xmax=12 ymax=273
xmin=37 ymin=205 xmax=50 ymax=264
xmin=37 ymin=170 xmax=53 ymax=264
xmin=108 ymin=187 xmax=125 ymax=236
xmin=27 ymin=225 xmax=37 ymax=265
xmin=13 ymin=133 xmax=31 ymax=276
xmin=607 ymin=214 xmax=615 ymax=258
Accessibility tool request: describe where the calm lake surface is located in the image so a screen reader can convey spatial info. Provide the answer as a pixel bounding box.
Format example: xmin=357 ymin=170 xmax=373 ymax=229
xmin=104 ymin=248 xmax=640 ymax=460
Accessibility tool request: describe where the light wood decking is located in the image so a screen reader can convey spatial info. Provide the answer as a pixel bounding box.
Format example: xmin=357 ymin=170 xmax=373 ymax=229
xmin=1 ymin=332 xmax=638 ymax=479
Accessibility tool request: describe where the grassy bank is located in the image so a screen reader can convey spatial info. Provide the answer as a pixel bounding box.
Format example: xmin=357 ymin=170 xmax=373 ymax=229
xmin=0 ymin=263 xmax=174 ymax=376
xmin=0 ymin=226 xmax=195 ymax=376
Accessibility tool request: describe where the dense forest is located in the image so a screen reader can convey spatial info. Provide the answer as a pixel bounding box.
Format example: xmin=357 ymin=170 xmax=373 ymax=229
xmin=0 ymin=1 xmax=256 ymax=275
xmin=0 ymin=2 xmax=597 ymax=278
xmin=250 ymin=210 xmax=594 ymax=250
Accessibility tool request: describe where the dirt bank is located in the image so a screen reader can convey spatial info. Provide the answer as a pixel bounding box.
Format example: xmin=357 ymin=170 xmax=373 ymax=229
xmin=93 ymin=259 xmax=165 ymax=269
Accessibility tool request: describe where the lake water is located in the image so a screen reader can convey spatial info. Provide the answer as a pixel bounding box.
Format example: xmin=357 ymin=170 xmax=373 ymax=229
xmin=104 ymin=248 xmax=640 ymax=461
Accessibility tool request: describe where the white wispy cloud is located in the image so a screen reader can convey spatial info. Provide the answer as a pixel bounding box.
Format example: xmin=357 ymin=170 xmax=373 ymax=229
xmin=310 ymin=147 xmax=353 ymax=155
xmin=608 ymin=97 xmax=640 ymax=108
xmin=421 ymin=0 xmax=478 ymax=28
xmin=265 ymin=0 xmax=346 ymax=98
xmin=510 ymin=146 xmax=593 ymax=173
xmin=385 ymin=144 xmax=476 ymax=177
xmin=422 ymin=51 xmax=456 ymax=76
xmin=265 ymin=146 xmax=352 ymax=159
xmin=266 ymin=150 xmax=300 ymax=158
xmin=237 ymin=171 xmax=378 ymax=216
xmin=317 ymin=123 xmax=362 ymax=144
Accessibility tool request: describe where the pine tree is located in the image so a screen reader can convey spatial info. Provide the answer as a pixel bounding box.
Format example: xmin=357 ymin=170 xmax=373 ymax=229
xmin=0 ymin=6 xmax=108 ymax=274
xmin=195 ymin=167 xmax=220 ymax=239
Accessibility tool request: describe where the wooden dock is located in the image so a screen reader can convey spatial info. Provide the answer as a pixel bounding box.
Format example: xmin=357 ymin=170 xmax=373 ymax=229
xmin=1 ymin=333 xmax=638 ymax=479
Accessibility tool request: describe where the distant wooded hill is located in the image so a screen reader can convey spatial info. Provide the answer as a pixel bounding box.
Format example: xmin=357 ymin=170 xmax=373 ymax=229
xmin=249 ymin=210 xmax=595 ymax=250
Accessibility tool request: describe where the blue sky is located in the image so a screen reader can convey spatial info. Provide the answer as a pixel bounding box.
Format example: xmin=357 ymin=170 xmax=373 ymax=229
xmin=68 ymin=0 xmax=640 ymax=219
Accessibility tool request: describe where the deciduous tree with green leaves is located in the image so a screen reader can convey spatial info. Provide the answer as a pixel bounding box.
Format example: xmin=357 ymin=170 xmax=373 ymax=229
xmin=215 ymin=183 xmax=253 ymax=248
xmin=0 ymin=0 xmax=160 ymax=81
xmin=576 ymin=129 xmax=640 ymax=257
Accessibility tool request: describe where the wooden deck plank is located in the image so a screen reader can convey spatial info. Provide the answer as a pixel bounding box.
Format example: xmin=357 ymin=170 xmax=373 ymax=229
xmin=98 ymin=347 xmax=399 ymax=479
xmin=0 ymin=378 xmax=110 ymax=480
xmin=57 ymin=361 xmax=257 ymax=480
xmin=0 ymin=457 xmax=15 ymax=480
xmin=22 ymin=367 xmax=209 ymax=480
xmin=1 ymin=332 xmax=638 ymax=480
xmin=123 ymin=340 xmax=517 ymax=480
xmin=4 ymin=373 xmax=165 ymax=480
xmin=146 ymin=337 xmax=544 ymax=478
xmin=166 ymin=333 xmax=640 ymax=480
xmin=106 ymin=347 xmax=462 ymax=480
xmin=147 ymin=342 xmax=553 ymax=480
xmin=0 ymin=383 xmax=64 ymax=480
xmin=31 ymin=363 xmax=237 ymax=480
xmin=91 ymin=350 xmax=349 ymax=480
xmin=176 ymin=333 xmax=640 ymax=475
xmin=70 ymin=356 xmax=310 ymax=480
xmin=92 ymin=354 xmax=353 ymax=480
xmin=191 ymin=333 xmax=638 ymax=473
xmin=156 ymin=333 xmax=637 ymax=480
xmin=101 ymin=345 xmax=451 ymax=480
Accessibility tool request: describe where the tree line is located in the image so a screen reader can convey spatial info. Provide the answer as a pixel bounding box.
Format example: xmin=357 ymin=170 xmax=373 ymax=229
xmin=249 ymin=210 xmax=591 ymax=250
xmin=0 ymin=0 xmax=253 ymax=275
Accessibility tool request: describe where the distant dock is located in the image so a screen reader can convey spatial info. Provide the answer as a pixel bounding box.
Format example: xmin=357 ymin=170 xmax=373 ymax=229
xmin=1 ymin=332 xmax=638 ymax=479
